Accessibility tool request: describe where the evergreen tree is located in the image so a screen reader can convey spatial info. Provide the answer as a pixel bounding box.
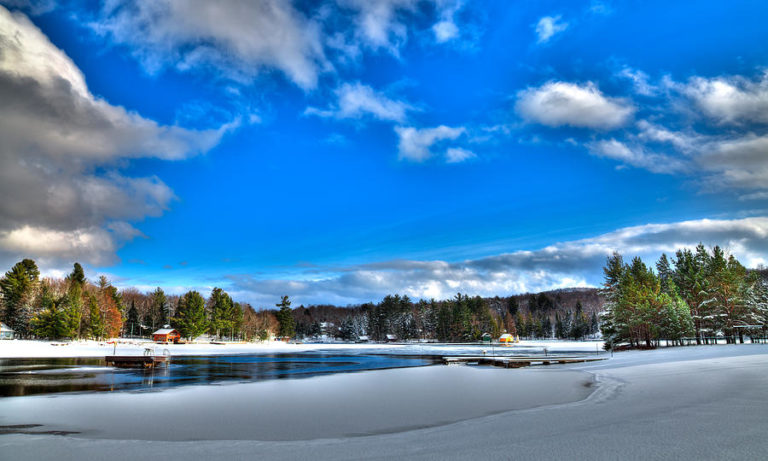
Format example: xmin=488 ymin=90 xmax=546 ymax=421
xmin=126 ymin=300 xmax=140 ymax=337
xmin=656 ymin=253 xmax=674 ymax=295
xmin=174 ymin=291 xmax=208 ymax=339
xmin=208 ymin=287 xmax=234 ymax=338
xmin=554 ymin=312 xmax=564 ymax=339
xmin=87 ymin=294 xmax=105 ymax=340
xmin=0 ymin=259 xmax=40 ymax=337
xmin=275 ymin=295 xmax=295 ymax=338
xmin=150 ymin=287 xmax=169 ymax=329
xmin=64 ymin=263 xmax=85 ymax=338
xmin=31 ymin=282 xmax=68 ymax=339
xmin=507 ymin=297 xmax=519 ymax=316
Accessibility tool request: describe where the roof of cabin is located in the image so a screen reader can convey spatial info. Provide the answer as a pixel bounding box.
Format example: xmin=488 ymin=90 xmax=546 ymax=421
xmin=152 ymin=328 xmax=179 ymax=335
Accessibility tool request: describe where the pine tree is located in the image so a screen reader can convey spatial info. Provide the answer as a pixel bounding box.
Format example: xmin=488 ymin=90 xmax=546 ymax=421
xmin=87 ymin=294 xmax=105 ymax=340
xmin=275 ymin=295 xmax=295 ymax=338
xmin=126 ymin=300 xmax=140 ymax=337
xmin=31 ymin=282 xmax=67 ymax=339
xmin=150 ymin=287 xmax=169 ymax=329
xmin=208 ymin=287 xmax=234 ymax=338
xmin=0 ymin=259 xmax=40 ymax=337
xmin=174 ymin=291 xmax=208 ymax=339
xmin=64 ymin=263 xmax=85 ymax=338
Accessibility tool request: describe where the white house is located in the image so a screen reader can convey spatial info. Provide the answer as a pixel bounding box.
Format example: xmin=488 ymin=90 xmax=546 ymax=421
xmin=1 ymin=322 xmax=14 ymax=340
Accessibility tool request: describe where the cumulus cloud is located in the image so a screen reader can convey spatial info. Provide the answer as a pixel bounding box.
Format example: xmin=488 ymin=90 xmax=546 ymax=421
xmin=0 ymin=7 xmax=228 ymax=268
xmin=535 ymin=15 xmax=568 ymax=44
xmin=304 ymin=82 xmax=413 ymax=122
xmin=586 ymin=138 xmax=688 ymax=174
xmin=516 ymin=81 xmax=635 ymax=129
xmin=227 ymin=217 xmax=768 ymax=306
xmin=696 ymin=135 xmax=768 ymax=191
xmin=682 ymin=72 xmax=768 ymax=125
xmin=395 ymin=125 xmax=465 ymax=161
xmin=91 ymin=0 xmax=327 ymax=89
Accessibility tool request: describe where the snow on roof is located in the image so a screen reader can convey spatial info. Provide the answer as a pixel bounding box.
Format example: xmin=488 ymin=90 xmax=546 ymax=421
xmin=1 ymin=322 xmax=13 ymax=332
xmin=152 ymin=328 xmax=178 ymax=335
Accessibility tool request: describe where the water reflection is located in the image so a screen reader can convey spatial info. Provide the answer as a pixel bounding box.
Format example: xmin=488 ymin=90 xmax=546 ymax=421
xmin=0 ymin=353 xmax=436 ymax=397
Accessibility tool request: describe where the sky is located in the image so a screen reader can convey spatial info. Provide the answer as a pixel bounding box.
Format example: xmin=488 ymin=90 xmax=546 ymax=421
xmin=1 ymin=0 xmax=768 ymax=308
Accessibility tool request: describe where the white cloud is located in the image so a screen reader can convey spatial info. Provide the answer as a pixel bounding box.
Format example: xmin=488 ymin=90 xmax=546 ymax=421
xmin=516 ymin=81 xmax=635 ymax=129
xmin=91 ymin=0 xmax=327 ymax=89
xmin=338 ymin=0 xmax=418 ymax=54
xmin=617 ymin=66 xmax=657 ymax=96
xmin=433 ymin=20 xmax=459 ymax=42
xmin=586 ymin=139 xmax=687 ymax=174
xmin=395 ymin=125 xmax=465 ymax=161
xmin=445 ymin=147 xmax=476 ymax=163
xmin=227 ymin=216 xmax=768 ymax=306
xmin=431 ymin=0 xmax=464 ymax=43
xmin=535 ymin=15 xmax=568 ymax=44
xmin=0 ymin=226 xmax=118 ymax=266
xmin=305 ymin=82 xmax=413 ymax=122
xmin=0 ymin=7 xmax=229 ymax=268
xmin=681 ymin=72 xmax=768 ymax=125
xmin=636 ymin=120 xmax=696 ymax=152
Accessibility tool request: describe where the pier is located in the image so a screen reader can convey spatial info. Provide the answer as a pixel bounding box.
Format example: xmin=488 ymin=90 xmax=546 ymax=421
xmin=442 ymin=355 xmax=605 ymax=368
xmin=105 ymin=347 xmax=170 ymax=368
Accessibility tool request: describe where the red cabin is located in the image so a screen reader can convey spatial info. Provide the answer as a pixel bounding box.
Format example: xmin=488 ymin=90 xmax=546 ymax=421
xmin=152 ymin=328 xmax=181 ymax=343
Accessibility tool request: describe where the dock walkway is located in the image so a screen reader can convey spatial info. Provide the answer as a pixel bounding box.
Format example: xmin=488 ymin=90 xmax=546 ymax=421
xmin=442 ymin=355 xmax=605 ymax=368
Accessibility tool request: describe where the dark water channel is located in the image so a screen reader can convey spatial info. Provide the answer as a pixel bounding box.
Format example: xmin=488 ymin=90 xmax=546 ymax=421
xmin=0 ymin=353 xmax=438 ymax=397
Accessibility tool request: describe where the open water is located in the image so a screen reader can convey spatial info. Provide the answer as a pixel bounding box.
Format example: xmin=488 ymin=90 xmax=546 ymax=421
xmin=0 ymin=353 xmax=438 ymax=397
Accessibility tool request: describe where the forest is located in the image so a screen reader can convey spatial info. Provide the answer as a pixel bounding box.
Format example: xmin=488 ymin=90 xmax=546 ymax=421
xmin=600 ymin=245 xmax=768 ymax=348
xmin=0 ymin=259 xmax=600 ymax=342
xmin=2 ymin=244 xmax=764 ymax=346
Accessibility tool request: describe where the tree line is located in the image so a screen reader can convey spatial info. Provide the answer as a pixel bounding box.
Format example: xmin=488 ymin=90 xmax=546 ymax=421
xmin=600 ymin=244 xmax=768 ymax=349
xmin=0 ymin=259 xmax=277 ymax=341
xmin=0 ymin=258 xmax=603 ymax=343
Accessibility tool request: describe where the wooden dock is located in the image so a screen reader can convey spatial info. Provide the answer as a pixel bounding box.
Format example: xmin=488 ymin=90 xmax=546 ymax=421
xmin=442 ymin=355 xmax=605 ymax=368
xmin=105 ymin=355 xmax=169 ymax=368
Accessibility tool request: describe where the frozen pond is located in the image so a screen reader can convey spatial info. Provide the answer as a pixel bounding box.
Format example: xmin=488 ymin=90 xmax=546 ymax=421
xmin=0 ymin=364 xmax=594 ymax=441
xmin=0 ymin=353 xmax=438 ymax=396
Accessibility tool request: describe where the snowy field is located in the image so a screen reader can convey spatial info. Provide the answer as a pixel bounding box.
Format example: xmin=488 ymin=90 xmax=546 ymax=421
xmin=0 ymin=338 xmax=605 ymax=358
xmin=2 ymin=344 xmax=767 ymax=459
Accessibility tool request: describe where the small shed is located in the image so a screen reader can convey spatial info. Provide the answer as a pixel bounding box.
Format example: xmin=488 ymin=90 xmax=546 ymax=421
xmin=152 ymin=328 xmax=181 ymax=343
xmin=0 ymin=323 xmax=14 ymax=340
xmin=481 ymin=333 xmax=492 ymax=343
xmin=385 ymin=334 xmax=397 ymax=342
xmin=499 ymin=333 xmax=515 ymax=344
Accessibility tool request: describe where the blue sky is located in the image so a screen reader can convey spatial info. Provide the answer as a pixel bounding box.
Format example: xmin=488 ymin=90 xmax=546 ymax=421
xmin=1 ymin=0 xmax=768 ymax=307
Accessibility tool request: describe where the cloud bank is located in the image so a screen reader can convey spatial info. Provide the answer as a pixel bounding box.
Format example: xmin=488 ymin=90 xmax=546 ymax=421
xmin=227 ymin=217 xmax=768 ymax=307
xmin=0 ymin=7 xmax=229 ymax=269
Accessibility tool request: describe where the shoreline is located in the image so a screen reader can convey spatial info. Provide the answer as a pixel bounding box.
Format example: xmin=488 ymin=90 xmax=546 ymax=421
xmin=0 ymin=338 xmax=606 ymax=358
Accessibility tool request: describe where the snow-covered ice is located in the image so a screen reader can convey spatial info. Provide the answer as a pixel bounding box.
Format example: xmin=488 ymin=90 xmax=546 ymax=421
xmin=1 ymin=344 xmax=767 ymax=460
